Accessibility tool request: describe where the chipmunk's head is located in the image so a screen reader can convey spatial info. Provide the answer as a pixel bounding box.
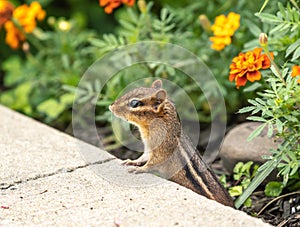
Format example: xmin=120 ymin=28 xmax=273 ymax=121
xmin=109 ymin=79 xmax=168 ymax=127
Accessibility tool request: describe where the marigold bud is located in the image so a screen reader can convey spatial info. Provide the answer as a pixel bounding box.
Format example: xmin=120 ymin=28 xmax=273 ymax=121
xmin=22 ymin=42 xmax=30 ymax=53
xmin=137 ymin=0 xmax=147 ymax=13
xmin=259 ymin=33 xmax=268 ymax=47
xmin=199 ymin=14 xmax=211 ymax=32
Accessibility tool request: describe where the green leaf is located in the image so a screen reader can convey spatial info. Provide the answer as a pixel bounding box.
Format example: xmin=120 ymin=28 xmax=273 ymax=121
xmin=292 ymin=46 xmax=300 ymax=61
xmin=37 ymin=99 xmax=66 ymax=119
xmin=281 ymin=154 xmax=290 ymax=163
xmin=161 ymin=8 xmax=171 ymax=21
xmin=247 ymin=116 xmax=267 ymax=122
xmin=119 ymin=20 xmax=136 ymax=31
xmin=219 ymin=175 xmax=227 ymax=187
xmin=2 ymin=56 xmax=23 ymax=87
xmin=290 ymin=165 xmax=299 ymax=176
xmin=13 ymin=82 xmax=32 ymax=114
xmin=235 ymin=156 xmax=282 ymax=209
xmin=267 ymin=123 xmax=274 ymax=137
xmin=278 ymin=2 xmax=286 ymax=19
xmin=97 ymin=100 xmax=112 ymax=106
xmin=248 ymin=99 xmax=259 ymax=106
xmin=285 ymin=38 xmax=300 ymax=57
xmin=241 ymin=178 xmax=251 ymax=189
xmin=286 ymin=150 xmax=297 ymax=161
xmin=241 ymin=161 xmax=254 ymax=174
xmin=243 ymin=82 xmax=262 ymax=92
xmin=255 ymin=98 xmax=265 ymax=105
xmin=229 ymin=186 xmax=243 ymax=197
xmin=245 ymin=20 xmax=262 ymax=37
xmin=247 ymin=123 xmax=267 ymax=141
xmin=293 ymin=9 xmax=299 ymax=23
xmin=238 ymin=106 xmax=256 ymax=114
xmin=88 ymin=38 xmax=107 ymax=48
xmin=275 ymin=118 xmax=283 ymax=133
xmin=264 ymin=181 xmax=283 ymax=197
xmin=243 ymin=197 xmax=252 ymax=208
xmin=270 ymin=23 xmax=290 ymax=35
xmin=255 ymin=12 xmax=282 ymax=24
xmin=60 ymin=93 xmax=74 ymax=105
xmin=61 ymin=54 xmax=70 ymax=69
xmin=233 ymin=162 xmax=244 ymax=180
xmin=62 ymin=85 xmax=77 ymax=93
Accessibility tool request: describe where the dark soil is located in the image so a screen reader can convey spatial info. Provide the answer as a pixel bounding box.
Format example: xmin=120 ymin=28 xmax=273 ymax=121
xmin=212 ymin=161 xmax=300 ymax=227
xmin=244 ymin=191 xmax=300 ymax=227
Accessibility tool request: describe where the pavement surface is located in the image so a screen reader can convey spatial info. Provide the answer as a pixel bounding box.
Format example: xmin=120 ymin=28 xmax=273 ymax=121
xmin=0 ymin=105 xmax=271 ymax=226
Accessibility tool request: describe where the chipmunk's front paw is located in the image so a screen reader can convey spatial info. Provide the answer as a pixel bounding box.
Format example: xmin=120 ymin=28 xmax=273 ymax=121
xmin=122 ymin=159 xmax=146 ymax=167
xmin=127 ymin=166 xmax=148 ymax=174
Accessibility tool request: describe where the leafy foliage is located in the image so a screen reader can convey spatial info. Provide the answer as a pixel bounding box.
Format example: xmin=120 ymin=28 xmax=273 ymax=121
xmin=0 ymin=0 xmax=280 ymax=128
xmin=228 ymin=161 xmax=259 ymax=207
xmin=0 ymin=18 xmax=97 ymax=126
xmin=235 ymin=1 xmax=300 ymax=209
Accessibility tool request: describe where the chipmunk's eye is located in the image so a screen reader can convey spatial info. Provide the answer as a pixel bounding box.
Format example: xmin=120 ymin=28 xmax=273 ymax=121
xmin=129 ymin=99 xmax=143 ymax=108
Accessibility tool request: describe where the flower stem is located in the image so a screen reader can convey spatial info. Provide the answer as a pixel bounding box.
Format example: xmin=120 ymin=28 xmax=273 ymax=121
xmin=263 ymin=45 xmax=287 ymax=86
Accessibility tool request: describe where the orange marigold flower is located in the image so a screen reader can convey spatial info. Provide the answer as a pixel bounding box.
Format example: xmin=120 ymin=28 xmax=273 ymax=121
xmin=209 ymin=36 xmax=231 ymax=51
xmin=2 ymin=1 xmax=46 ymax=49
xmin=99 ymin=0 xmax=135 ymax=14
xmin=13 ymin=1 xmax=46 ymax=33
xmin=291 ymin=65 xmax=300 ymax=83
xmin=210 ymin=12 xmax=240 ymax=51
xmin=4 ymin=20 xmax=25 ymax=49
xmin=0 ymin=0 xmax=14 ymax=27
xmin=229 ymin=48 xmax=273 ymax=89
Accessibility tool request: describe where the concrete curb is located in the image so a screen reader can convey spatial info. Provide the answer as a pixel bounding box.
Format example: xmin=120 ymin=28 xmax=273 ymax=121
xmin=0 ymin=105 xmax=271 ymax=226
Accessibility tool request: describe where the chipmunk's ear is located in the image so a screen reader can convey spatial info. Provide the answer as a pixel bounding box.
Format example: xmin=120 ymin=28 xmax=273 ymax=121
xmin=154 ymin=89 xmax=166 ymax=101
xmin=151 ymin=79 xmax=162 ymax=89
xmin=152 ymin=89 xmax=166 ymax=112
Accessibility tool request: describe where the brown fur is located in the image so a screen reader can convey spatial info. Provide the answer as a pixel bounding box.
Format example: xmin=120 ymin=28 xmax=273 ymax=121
xmin=109 ymin=80 xmax=234 ymax=207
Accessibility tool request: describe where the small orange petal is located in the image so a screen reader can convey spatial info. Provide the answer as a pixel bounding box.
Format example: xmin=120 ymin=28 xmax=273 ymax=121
xmin=122 ymin=0 xmax=135 ymax=6
xmin=261 ymin=54 xmax=271 ymax=69
xmin=236 ymin=75 xmax=248 ymax=88
xmin=247 ymin=71 xmax=261 ymax=82
xmin=99 ymin=0 xmax=110 ymax=6
xmin=291 ymin=65 xmax=300 ymax=77
xmin=104 ymin=6 xmax=114 ymax=13
xmin=229 ymin=73 xmax=236 ymax=82
xmin=253 ymin=47 xmax=262 ymax=58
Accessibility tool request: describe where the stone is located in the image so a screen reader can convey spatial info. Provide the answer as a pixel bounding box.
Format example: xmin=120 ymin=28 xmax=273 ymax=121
xmin=220 ymin=122 xmax=280 ymax=173
xmin=0 ymin=105 xmax=271 ymax=226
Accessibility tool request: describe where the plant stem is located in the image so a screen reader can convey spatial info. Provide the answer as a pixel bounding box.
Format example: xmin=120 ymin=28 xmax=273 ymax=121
xmin=290 ymin=0 xmax=300 ymax=12
xmin=263 ymin=45 xmax=287 ymax=87
xmin=257 ymin=191 xmax=300 ymax=215
xmin=258 ymin=0 xmax=270 ymax=14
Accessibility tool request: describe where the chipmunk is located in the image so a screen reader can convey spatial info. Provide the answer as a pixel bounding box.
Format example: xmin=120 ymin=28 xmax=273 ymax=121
xmin=109 ymin=79 xmax=234 ymax=207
